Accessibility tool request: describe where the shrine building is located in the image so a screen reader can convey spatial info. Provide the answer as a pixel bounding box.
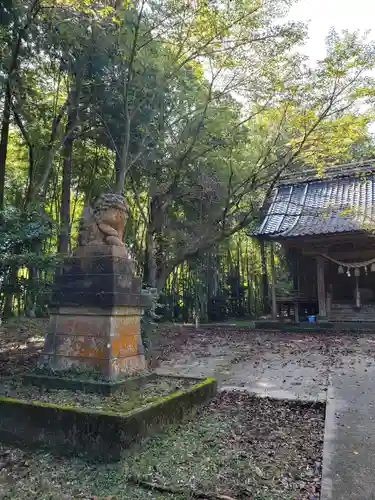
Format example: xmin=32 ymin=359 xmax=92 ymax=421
xmin=256 ymin=161 xmax=375 ymax=323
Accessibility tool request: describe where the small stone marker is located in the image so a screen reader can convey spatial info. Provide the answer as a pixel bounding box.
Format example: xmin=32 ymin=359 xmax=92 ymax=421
xmin=39 ymin=193 xmax=150 ymax=377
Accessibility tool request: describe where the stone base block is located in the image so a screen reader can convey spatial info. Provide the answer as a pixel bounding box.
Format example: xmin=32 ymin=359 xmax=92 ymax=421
xmin=22 ymin=373 xmax=156 ymax=395
xmin=39 ymin=306 xmax=146 ymax=378
xmin=0 ymin=377 xmax=217 ymax=460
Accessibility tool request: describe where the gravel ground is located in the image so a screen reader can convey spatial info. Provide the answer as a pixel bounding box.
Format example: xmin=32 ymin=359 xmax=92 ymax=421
xmin=0 ymin=376 xmax=193 ymax=413
xmin=0 ymin=392 xmax=325 ymax=500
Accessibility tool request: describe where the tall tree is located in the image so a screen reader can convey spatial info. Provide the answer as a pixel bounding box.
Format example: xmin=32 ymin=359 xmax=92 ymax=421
xmin=0 ymin=0 xmax=42 ymax=210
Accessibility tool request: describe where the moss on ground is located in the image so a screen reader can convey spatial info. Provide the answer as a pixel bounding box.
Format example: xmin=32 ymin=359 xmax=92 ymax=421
xmin=32 ymin=366 xmax=152 ymax=383
xmin=0 ymin=376 xmax=194 ymax=414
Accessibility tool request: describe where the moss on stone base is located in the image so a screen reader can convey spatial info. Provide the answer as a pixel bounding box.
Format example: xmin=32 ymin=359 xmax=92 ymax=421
xmin=0 ymin=376 xmax=217 ymax=461
xmin=22 ymin=372 xmax=157 ymax=395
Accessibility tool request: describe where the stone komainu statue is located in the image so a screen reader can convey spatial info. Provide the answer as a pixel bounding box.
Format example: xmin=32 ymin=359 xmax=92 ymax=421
xmin=77 ymin=193 xmax=127 ymax=248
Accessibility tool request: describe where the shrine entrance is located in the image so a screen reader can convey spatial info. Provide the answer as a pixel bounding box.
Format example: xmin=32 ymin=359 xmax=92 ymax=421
xmin=255 ymin=162 xmax=375 ymax=324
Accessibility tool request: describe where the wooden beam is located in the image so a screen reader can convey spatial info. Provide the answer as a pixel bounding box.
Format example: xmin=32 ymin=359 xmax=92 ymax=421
xmin=294 ymin=301 xmax=299 ymax=323
xmin=326 ymin=249 xmax=375 ymax=260
xmin=316 ymin=256 xmax=327 ymax=318
xmin=281 ymin=233 xmax=375 ymax=253
xmin=304 ymin=249 xmax=375 ymax=260
xmin=270 ymin=243 xmax=277 ymax=320
xmin=326 ymin=284 xmax=332 ymax=317
xmin=355 ymin=275 xmax=361 ymax=309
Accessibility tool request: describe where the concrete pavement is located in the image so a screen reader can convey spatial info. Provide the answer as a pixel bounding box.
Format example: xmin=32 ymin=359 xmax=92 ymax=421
xmin=156 ymin=331 xmax=375 ymax=499
xmin=321 ymin=359 xmax=375 ymax=500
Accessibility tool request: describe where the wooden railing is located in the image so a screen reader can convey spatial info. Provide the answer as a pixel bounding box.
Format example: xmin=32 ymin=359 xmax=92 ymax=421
xmin=275 ymin=291 xmax=318 ymax=321
xmin=276 ymin=291 xmax=317 ymax=303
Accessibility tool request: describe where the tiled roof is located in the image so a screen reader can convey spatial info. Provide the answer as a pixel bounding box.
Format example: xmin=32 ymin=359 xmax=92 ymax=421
xmin=257 ymin=173 xmax=375 ymax=239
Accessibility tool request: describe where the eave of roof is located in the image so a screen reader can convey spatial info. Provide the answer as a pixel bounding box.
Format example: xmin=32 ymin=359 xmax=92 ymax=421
xmin=255 ymin=162 xmax=375 ymax=240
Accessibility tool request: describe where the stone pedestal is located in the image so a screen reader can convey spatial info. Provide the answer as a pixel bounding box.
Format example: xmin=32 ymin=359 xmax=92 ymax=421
xmin=39 ymin=245 xmax=150 ymax=378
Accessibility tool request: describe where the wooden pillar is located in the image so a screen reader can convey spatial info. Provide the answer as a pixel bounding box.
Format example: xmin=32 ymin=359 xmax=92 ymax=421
xmin=355 ymin=274 xmax=361 ymax=309
xmin=326 ymin=284 xmax=332 ymax=317
xmin=316 ymin=255 xmax=327 ymax=318
xmin=270 ymin=242 xmax=277 ymax=320
xmin=294 ymin=301 xmax=299 ymax=323
xmin=260 ymin=239 xmax=270 ymax=314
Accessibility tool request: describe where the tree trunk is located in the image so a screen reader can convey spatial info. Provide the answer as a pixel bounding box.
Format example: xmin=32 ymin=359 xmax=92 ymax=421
xmin=155 ymin=233 xmax=166 ymax=290
xmin=143 ymin=230 xmax=156 ymax=288
xmin=114 ymin=148 xmax=121 ymax=188
xmin=34 ymin=74 xmax=81 ymax=201
xmin=2 ymin=265 xmax=17 ymax=318
xmin=0 ymin=0 xmax=41 ymax=209
xmin=58 ymin=126 xmax=74 ymax=255
xmin=0 ymin=83 xmax=11 ymax=210
xmin=144 ymin=196 xmax=166 ymax=289
xmin=114 ymin=132 xmax=130 ymax=195
xmin=156 ymin=264 xmax=173 ymax=292
xmin=24 ymin=142 xmax=35 ymax=207
xmin=25 ymin=264 xmax=37 ymax=318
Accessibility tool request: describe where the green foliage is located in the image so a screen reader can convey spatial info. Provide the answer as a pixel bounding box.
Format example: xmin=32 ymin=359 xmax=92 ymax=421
xmin=1 ymin=0 xmax=375 ymax=318
xmin=0 ymin=206 xmax=58 ymax=317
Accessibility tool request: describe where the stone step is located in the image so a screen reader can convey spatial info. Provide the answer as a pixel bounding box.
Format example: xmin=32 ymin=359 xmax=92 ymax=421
xmin=331 ymin=307 xmax=375 ymax=312
xmin=330 ymin=311 xmax=375 ymax=315
xmin=330 ymin=314 xmax=375 ymax=318
xmin=330 ymin=312 xmax=375 ymax=317
xmin=330 ymin=317 xmax=375 ymax=322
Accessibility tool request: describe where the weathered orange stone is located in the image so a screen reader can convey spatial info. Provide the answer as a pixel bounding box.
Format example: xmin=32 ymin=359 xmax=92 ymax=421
xmin=40 ymin=306 xmax=147 ymax=377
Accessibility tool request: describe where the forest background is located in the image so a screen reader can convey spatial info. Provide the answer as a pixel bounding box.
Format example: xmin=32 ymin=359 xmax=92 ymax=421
xmin=1 ymin=0 xmax=375 ymax=322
